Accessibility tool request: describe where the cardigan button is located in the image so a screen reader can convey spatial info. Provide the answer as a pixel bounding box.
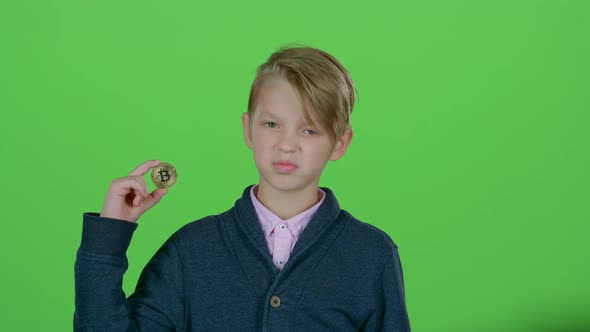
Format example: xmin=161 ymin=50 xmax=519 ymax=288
xmin=270 ymin=295 xmax=281 ymax=308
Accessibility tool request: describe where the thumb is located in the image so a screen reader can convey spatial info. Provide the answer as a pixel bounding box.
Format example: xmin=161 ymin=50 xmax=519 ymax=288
xmin=142 ymin=188 xmax=168 ymax=211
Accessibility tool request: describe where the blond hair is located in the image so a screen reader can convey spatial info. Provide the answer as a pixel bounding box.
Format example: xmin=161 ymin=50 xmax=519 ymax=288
xmin=247 ymin=45 xmax=357 ymax=145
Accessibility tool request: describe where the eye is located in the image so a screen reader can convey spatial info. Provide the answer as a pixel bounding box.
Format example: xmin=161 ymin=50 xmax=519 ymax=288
xmin=304 ymin=129 xmax=317 ymax=135
xmin=265 ymin=121 xmax=278 ymax=128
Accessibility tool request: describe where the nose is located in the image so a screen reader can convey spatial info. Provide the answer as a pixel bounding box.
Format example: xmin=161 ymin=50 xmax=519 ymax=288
xmin=277 ymin=130 xmax=299 ymax=152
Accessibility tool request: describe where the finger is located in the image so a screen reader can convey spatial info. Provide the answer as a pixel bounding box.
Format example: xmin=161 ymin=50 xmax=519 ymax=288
xmin=118 ymin=177 xmax=147 ymax=206
xmin=133 ymin=189 xmax=146 ymax=206
xmin=129 ymin=159 xmax=161 ymax=177
xmin=130 ymin=177 xmax=150 ymax=206
xmin=112 ymin=177 xmax=144 ymax=195
xmin=141 ymin=188 xmax=168 ymax=211
xmin=112 ymin=178 xmax=148 ymax=205
xmin=129 ymin=175 xmax=149 ymax=196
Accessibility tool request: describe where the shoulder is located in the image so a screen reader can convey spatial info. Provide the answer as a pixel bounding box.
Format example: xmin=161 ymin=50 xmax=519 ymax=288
xmin=174 ymin=214 xmax=220 ymax=237
xmin=338 ymin=209 xmax=400 ymax=254
xmin=329 ymin=209 xmax=402 ymax=277
xmin=167 ymin=209 xmax=232 ymax=253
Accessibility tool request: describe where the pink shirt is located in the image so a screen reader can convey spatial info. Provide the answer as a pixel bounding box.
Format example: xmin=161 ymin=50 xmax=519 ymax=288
xmin=250 ymin=184 xmax=326 ymax=271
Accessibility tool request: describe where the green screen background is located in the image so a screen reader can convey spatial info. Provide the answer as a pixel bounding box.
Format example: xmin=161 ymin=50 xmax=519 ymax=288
xmin=1 ymin=0 xmax=588 ymax=330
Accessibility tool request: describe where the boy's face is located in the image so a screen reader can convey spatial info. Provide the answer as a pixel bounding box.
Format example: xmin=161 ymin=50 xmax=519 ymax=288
xmin=241 ymin=77 xmax=353 ymax=193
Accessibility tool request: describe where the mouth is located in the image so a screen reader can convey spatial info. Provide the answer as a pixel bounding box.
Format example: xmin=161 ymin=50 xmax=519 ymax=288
xmin=273 ymin=160 xmax=298 ymax=167
xmin=272 ymin=161 xmax=299 ymax=173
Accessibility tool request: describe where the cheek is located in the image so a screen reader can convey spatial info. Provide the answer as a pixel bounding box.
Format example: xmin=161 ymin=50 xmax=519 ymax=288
xmin=253 ymin=131 xmax=275 ymax=148
xmin=252 ymin=139 xmax=271 ymax=162
xmin=252 ymin=129 xmax=268 ymax=144
xmin=304 ymin=145 xmax=332 ymax=164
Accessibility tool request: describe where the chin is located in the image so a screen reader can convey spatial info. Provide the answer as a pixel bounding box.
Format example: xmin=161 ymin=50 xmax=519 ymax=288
xmin=263 ymin=173 xmax=317 ymax=193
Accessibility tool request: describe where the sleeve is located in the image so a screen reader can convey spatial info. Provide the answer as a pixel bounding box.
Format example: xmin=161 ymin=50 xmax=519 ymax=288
xmin=360 ymin=247 xmax=411 ymax=332
xmin=74 ymin=212 xmax=186 ymax=332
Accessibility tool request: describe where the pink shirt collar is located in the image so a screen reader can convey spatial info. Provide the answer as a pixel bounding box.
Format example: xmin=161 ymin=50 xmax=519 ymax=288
xmin=250 ymin=184 xmax=326 ymax=239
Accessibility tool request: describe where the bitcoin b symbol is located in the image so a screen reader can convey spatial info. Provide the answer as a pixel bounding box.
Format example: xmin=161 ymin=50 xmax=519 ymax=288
xmin=157 ymin=168 xmax=171 ymax=183
xmin=151 ymin=162 xmax=177 ymax=189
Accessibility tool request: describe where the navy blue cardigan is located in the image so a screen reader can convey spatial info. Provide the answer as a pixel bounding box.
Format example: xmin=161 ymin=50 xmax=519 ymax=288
xmin=74 ymin=185 xmax=411 ymax=331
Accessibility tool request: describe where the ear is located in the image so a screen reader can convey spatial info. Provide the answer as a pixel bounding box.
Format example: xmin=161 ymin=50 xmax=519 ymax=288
xmin=241 ymin=112 xmax=253 ymax=149
xmin=329 ymin=128 xmax=353 ymax=161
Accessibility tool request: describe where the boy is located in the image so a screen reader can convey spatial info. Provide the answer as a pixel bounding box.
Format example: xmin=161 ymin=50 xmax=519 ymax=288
xmin=74 ymin=45 xmax=411 ymax=331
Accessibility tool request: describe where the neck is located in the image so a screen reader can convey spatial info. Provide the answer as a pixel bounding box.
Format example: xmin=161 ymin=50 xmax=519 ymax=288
xmin=255 ymin=181 xmax=321 ymax=220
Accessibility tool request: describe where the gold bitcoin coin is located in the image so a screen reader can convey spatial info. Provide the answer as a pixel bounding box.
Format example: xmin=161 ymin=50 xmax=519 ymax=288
xmin=151 ymin=162 xmax=177 ymax=189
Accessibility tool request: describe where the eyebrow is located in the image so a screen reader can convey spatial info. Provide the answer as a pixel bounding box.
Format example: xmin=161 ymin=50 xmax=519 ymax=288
xmin=259 ymin=112 xmax=304 ymax=122
xmin=258 ymin=111 xmax=317 ymax=128
xmin=259 ymin=112 xmax=278 ymax=118
xmin=259 ymin=112 xmax=290 ymax=122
